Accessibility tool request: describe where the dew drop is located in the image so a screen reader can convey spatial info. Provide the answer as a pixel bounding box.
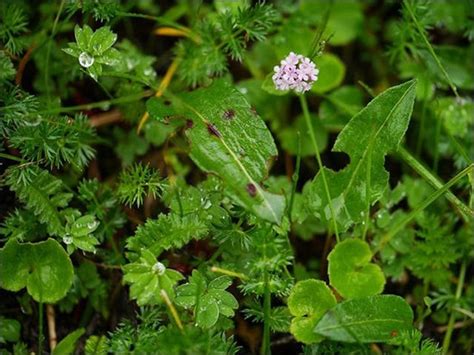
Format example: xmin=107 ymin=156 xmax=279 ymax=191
xmin=152 ymin=261 xmax=166 ymax=275
xmin=63 ymin=236 xmax=73 ymax=245
xmin=78 ymin=52 xmax=94 ymax=68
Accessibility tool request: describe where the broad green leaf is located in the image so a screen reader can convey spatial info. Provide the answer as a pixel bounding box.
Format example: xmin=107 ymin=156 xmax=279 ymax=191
xmin=0 ymin=239 xmax=73 ymax=303
xmin=165 ymin=79 xmax=285 ymax=224
xmin=84 ymin=335 xmax=108 ymax=355
xmin=328 ymin=239 xmax=385 ymax=299
xmin=314 ymin=295 xmax=414 ymax=343
xmin=122 ymin=250 xmax=183 ymax=306
xmin=0 ymin=317 xmax=21 ymax=343
xmin=304 ymin=80 xmax=417 ymax=231
xmin=74 ymin=25 xmax=93 ymax=50
xmin=312 ymin=54 xmax=346 ymax=94
xmin=147 ymin=97 xmax=177 ymax=123
xmin=52 ymin=328 xmax=85 ymax=355
xmin=288 ymin=279 xmax=336 ymax=344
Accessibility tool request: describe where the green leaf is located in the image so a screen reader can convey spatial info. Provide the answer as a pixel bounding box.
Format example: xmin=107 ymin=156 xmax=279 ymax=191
xmin=304 ymin=80 xmax=417 ymax=231
xmin=146 ymin=97 xmax=177 ymax=123
xmin=172 ymin=79 xmax=285 ymax=224
xmin=312 ymin=53 xmax=346 ymax=94
xmin=196 ymin=294 xmax=220 ymax=328
xmin=0 ymin=239 xmax=73 ymax=303
xmin=0 ymin=317 xmax=21 ymax=343
xmin=122 ymin=250 xmax=183 ymax=306
xmin=74 ymin=25 xmax=93 ymax=50
xmin=52 ymin=328 xmax=85 ymax=355
xmin=328 ymin=239 xmax=385 ymax=299
xmin=89 ymin=26 xmax=117 ymax=55
xmin=176 ymin=270 xmax=238 ymax=328
xmin=84 ymin=335 xmax=108 ymax=355
xmin=288 ymin=279 xmax=337 ymax=344
xmin=314 ymin=295 xmax=414 ymax=343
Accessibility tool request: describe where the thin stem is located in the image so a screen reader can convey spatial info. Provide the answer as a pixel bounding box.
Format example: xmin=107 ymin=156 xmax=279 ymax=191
xmin=398 ymin=147 xmax=473 ymax=219
xmin=38 ymin=302 xmax=44 ymax=355
xmin=299 ymin=95 xmax=340 ymax=242
xmin=288 ymin=132 xmax=302 ymax=224
xmin=262 ymin=270 xmax=271 ymax=355
xmin=404 ymin=0 xmax=459 ymax=98
xmin=0 ymin=152 xmax=24 ymax=163
xmin=376 ymin=164 xmax=473 ymax=252
xmin=160 ymin=290 xmax=184 ymax=332
xmin=44 ymin=0 xmax=66 ymax=105
xmin=442 ymin=261 xmax=467 ymax=354
xmin=210 ymin=266 xmax=248 ymax=280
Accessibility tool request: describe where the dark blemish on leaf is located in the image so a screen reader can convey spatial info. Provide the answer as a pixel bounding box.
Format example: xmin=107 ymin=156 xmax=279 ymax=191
xmin=222 ymin=109 xmax=235 ymax=120
xmin=185 ymin=119 xmax=194 ymax=129
xmin=164 ymin=100 xmax=171 ymax=106
xmin=207 ymin=123 xmax=221 ymax=137
xmin=250 ymin=107 xmax=258 ymax=116
xmin=390 ymin=330 xmax=398 ymax=337
xmin=246 ymin=183 xmax=257 ymax=197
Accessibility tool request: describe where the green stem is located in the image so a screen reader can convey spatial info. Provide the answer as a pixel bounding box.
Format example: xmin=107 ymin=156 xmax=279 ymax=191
xmin=404 ymin=0 xmax=459 ymax=98
xmin=376 ymin=164 xmax=473 ymax=252
xmin=398 ymin=147 xmax=473 ymax=220
xmin=442 ymin=261 xmax=467 ymax=354
xmin=44 ymin=0 xmax=66 ymax=105
xmin=261 ymin=262 xmax=271 ymax=355
xmin=0 ymin=152 xmax=24 ymax=163
xmin=288 ymin=133 xmax=302 ymax=224
xmin=299 ymin=95 xmax=340 ymax=242
xmin=38 ymin=302 xmax=44 ymax=355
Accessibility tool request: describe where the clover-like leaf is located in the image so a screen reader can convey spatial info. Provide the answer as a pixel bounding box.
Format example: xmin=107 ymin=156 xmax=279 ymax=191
xmin=328 ymin=239 xmax=385 ymax=299
xmin=311 ymin=53 xmax=346 ymax=94
xmin=63 ymin=213 xmax=100 ymax=254
xmin=287 ymin=279 xmax=337 ymax=344
xmin=175 ymin=270 xmax=238 ymax=328
xmin=0 ymin=239 xmax=73 ymax=303
xmin=314 ymin=295 xmax=414 ymax=343
xmin=122 ymin=250 xmax=183 ymax=306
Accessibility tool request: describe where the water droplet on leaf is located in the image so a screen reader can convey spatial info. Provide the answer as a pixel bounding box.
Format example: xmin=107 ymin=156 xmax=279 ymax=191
xmin=78 ymin=52 xmax=94 ymax=68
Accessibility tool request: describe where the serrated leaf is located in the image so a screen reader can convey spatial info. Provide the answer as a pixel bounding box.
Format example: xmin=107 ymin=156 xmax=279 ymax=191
xmin=0 ymin=239 xmax=73 ymax=303
xmin=328 ymin=239 xmax=385 ymax=299
xmin=122 ymin=250 xmax=183 ymax=306
xmin=90 ymin=27 xmax=117 ymax=55
xmin=84 ymin=335 xmax=108 ymax=355
xmin=52 ymin=328 xmax=85 ymax=355
xmin=171 ymin=79 xmax=285 ymax=224
xmin=288 ymin=279 xmax=336 ymax=344
xmin=304 ymin=80 xmax=417 ymax=231
xmin=314 ymin=295 xmax=414 ymax=343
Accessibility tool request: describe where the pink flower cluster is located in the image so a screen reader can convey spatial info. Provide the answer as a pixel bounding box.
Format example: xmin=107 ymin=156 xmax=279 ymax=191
xmin=272 ymin=52 xmax=319 ymax=93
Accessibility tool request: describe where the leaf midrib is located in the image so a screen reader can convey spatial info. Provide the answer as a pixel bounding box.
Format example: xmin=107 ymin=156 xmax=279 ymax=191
xmin=176 ymin=98 xmax=280 ymax=223
xmin=316 ymin=317 xmax=410 ymax=332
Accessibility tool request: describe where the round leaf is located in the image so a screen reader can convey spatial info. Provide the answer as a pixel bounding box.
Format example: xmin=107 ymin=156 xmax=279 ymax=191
xmin=288 ymin=279 xmax=336 ymax=344
xmin=0 ymin=317 xmax=21 ymax=343
xmin=328 ymin=239 xmax=385 ymax=299
xmin=196 ymin=294 xmax=220 ymax=328
xmin=312 ymin=54 xmax=346 ymax=94
xmin=0 ymin=239 xmax=74 ymax=303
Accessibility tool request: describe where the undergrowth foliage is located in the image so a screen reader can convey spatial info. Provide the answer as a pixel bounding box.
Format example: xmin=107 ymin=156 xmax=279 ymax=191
xmin=0 ymin=1 xmax=473 ymax=354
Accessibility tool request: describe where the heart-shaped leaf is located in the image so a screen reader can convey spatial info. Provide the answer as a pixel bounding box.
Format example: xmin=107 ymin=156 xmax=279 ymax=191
xmin=287 ymin=279 xmax=337 ymax=344
xmin=328 ymin=239 xmax=385 ymax=299
xmin=0 ymin=239 xmax=73 ymax=303
xmin=314 ymin=295 xmax=414 ymax=343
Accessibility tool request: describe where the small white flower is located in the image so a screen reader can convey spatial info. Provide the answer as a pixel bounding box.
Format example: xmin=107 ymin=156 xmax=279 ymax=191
xmin=272 ymin=52 xmax=319 ymax=93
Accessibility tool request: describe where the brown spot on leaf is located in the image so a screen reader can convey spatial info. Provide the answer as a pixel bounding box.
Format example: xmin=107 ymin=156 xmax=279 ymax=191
xmin=390 ymin=330 xmax=398 ymax=337
xmin=207 ymin=123 xmax=221 ymax=137
xmin=246 ymin=183 xmax=257 ymax=197
xmin=250 ymin=107 xmax=258 ymax=116
xmin=185 ymin=119 xmax=194 ymax=129
xmin=222 ymin=109 xmax=235 ymax=120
